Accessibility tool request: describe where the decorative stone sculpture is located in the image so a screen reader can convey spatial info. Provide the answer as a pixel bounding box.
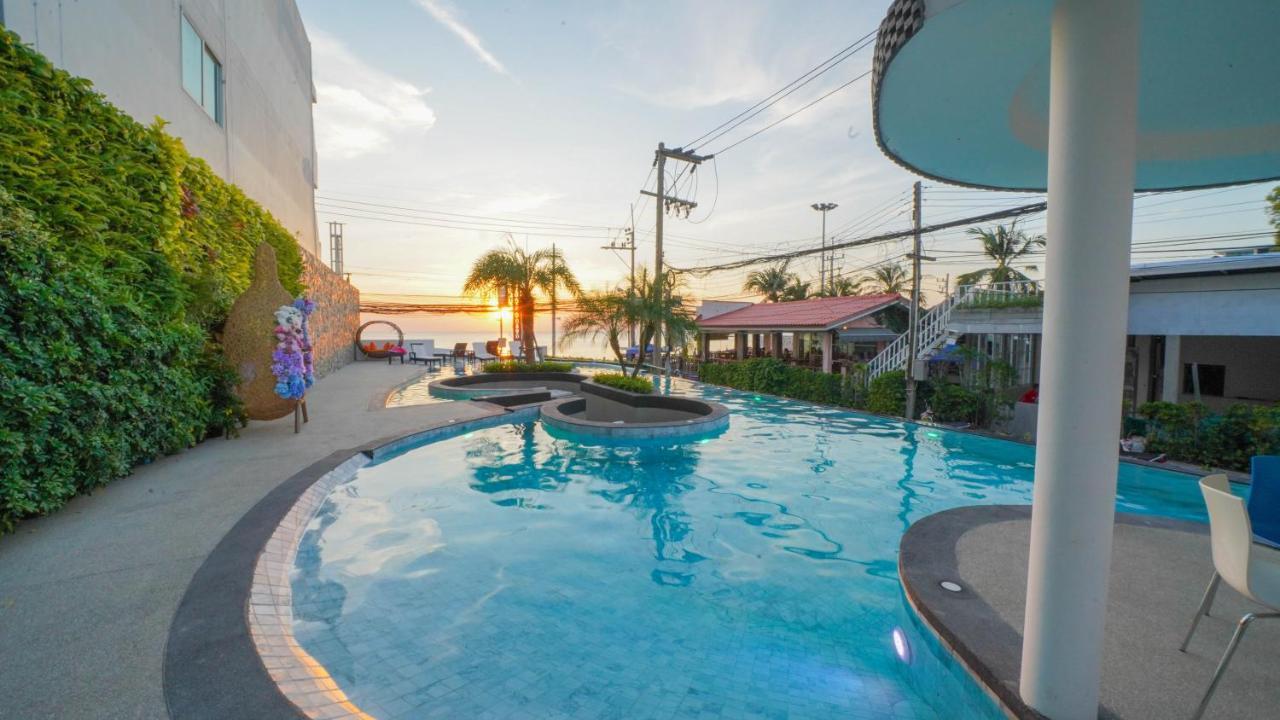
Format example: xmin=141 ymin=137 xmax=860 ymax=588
xmin=224 ymin=243 xmax=297 ymax=420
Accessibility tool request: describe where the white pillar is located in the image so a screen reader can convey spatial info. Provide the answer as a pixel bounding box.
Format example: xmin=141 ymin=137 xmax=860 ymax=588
xmin=1161 ymin=335 xmax=1181 ymax=402
xmin=1019 ymin=1 xmax=1140 ymax=718
xmin=821 ymin=332 xmax=833 ymax=374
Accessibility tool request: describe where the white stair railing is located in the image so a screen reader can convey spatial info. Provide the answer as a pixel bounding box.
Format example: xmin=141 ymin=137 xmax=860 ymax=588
xmin=865 ymin=280 xmax=1044 ymax=381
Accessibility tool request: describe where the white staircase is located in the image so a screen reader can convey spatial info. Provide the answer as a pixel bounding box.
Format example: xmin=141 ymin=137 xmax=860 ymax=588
xmin=866 ymin=280 xmax=1043 ymax=381
xmin=867 ymin=290 xmax=963 ymax=380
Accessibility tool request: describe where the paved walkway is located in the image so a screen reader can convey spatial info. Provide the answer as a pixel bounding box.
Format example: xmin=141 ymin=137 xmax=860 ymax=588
xmin=900 ymin=505 xmax=1280 ymax=719
xmin=0 ymin=361 xmax=497 ymax=720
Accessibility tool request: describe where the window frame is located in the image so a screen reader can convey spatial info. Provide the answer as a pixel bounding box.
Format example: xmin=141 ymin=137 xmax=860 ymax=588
xmin=179 ymin=12 xmax=224 ymax=126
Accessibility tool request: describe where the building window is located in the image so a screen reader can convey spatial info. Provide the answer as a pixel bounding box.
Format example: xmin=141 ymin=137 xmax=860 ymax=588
xmin=1183 ymin=363 xmax=1226 ymax=397
xmin=180 ymin=14 xmax=222 ymax=124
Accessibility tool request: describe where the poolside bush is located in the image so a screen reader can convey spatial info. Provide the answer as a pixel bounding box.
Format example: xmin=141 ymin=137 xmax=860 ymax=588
xmin=481 ymin=360 xmax=574 ymax=374
xmin=591 ymin=373 xmax=654 ymax=394
xmin=927 ymin=381 xmax=980 ymax=423
xmin=1139 ymin=401 xmax=1280 ymax=471
xmin=866 ymin=370 xmax=908 ymax=416
xmin=698 ymin=358 xmax=861 ymax=408
xmin=0 ymin=31 xmax=306 ymax=530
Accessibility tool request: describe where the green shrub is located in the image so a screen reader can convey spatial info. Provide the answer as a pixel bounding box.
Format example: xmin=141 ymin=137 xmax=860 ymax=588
xmin=1139 ymin=401 xmax=1280 ymax=471
xmin=698 ymin=357 xmax=864 ymax=409
xmin=866 ymin=370 xmax=907 ymax=416
xmin=927 ymin=381 xmax=980 ymax=423
xmin=481 ymin=360 xmax=573 ymax=374
xmin=0 ymin=31 xmax=306 ymax=529
xmin=591 ymin=373 xmax=654 ymax=394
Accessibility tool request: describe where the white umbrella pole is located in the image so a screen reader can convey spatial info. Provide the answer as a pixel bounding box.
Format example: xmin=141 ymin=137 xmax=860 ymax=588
xmin=1020 ymin=1 xmax=1140 ymax=717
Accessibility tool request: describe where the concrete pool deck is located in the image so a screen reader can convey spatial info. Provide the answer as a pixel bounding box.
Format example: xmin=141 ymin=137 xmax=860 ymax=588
xmin=0 ymin=361 xmax=500 ymax=720
xmin=900 ymin=505 xmax=1280 ymax=719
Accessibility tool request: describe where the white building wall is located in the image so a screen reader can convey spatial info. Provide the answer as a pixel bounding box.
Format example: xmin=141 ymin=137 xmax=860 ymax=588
xmin=1 ymin=0 xmax=319 ymax=255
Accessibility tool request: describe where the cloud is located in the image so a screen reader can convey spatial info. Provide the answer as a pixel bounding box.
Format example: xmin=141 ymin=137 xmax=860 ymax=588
xmin=414 ymin=0 xmax=508 ymax=76
xmin=310 ymin=30 xmax=436 ymax=159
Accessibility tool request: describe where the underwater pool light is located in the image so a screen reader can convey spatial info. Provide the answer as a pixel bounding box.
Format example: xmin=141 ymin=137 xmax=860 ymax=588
xmin=891 ymin=627 xmax=912 ymax=663
xmin=925 ymin=431 xmax=942 ymax=439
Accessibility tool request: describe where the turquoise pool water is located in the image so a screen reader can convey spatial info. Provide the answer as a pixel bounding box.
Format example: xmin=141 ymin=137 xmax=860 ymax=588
xmin=292 ymin=376 xmax=1208 ymax=720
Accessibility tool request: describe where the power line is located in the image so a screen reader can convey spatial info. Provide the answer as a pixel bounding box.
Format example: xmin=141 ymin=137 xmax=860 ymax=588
xmin=683 ymin=29 xmax=877 ymax=151
xmin=707 ymin=69 xmax=874 ymax=157
xmin=671 ymin=201 xmax=1048 ymax=275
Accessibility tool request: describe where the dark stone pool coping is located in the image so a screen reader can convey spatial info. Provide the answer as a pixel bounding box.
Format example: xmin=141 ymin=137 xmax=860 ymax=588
xmin=425 ymin=371 xmax=588 ymax=400
xmin=162 ymin=404 xmax=539 ymax=720
xmin=541 ymin=380 xmax=731 ymax=439
xmin=898 ymin=505 xmax=1207 ymax=720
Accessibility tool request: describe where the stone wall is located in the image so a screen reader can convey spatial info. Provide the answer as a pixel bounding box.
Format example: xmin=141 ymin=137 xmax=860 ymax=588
xmin=301 ymin=250 xmax=359 ymax=379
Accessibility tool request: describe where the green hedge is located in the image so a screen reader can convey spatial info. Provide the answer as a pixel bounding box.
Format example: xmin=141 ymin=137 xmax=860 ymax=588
xmin=591 ymin=373 xmax=653 ymax=394
xmin=699 ymin=358 xmax=866 ymax=408
xmin=1139 ymin=401 xmax=1280 ymax=471
xmin=481 ymin=360 xmax=573 ymax=374
xmin=0 ymin=31 xmax=305 ymax=530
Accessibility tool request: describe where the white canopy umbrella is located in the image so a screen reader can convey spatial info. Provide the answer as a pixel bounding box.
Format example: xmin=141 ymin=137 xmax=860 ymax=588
xmin=870 ymin=1 xmax=1280 ymax=718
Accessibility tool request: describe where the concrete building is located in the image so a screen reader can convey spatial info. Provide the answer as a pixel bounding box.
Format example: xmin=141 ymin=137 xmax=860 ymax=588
xmin=0 ymin=0 xmax=320 ymax=254
xmin=941 ymin=254 xmax=1280 ymax=413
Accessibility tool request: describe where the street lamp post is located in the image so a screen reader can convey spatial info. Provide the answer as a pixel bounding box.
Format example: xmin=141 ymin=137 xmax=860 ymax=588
xmin=811 ymin=202 xmax=838 ymax=295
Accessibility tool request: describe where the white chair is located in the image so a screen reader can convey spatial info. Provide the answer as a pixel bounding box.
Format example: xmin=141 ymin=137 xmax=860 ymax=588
xmin=509 ymin=341 xmax=523 ymax=360
xmin=408 ymin=340 xmax=435 ymax=364
xmin=472 ymin=341 xmax=497 ymax=361
xmin=536 ymin=345 xmax=548 ymax=362
xmin=1179 ymin=474 xmax=1280 ymax=719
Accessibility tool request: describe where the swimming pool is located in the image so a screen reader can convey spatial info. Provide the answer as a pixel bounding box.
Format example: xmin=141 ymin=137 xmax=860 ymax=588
xmin=291 ymin=376 xmax=1208 ymax=719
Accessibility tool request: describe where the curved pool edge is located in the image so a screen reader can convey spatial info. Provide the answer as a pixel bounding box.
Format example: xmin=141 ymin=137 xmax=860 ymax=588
xmin=897 ymin=505 xmax=1210 ymax=720
xmin=162 ymin=405 xmax=539 ymax=720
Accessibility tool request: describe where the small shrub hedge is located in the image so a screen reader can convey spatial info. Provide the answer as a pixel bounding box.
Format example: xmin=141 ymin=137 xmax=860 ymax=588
xmin=1139 ymin=401 xmax=1280 ymax=471
xmin=481 ymin=360 xmax=573 ymax=374
xmin=866 ymin=370 xmax=908 ymax=416
xmin=0 ymin=31 xmax=306 ymax=530
xmin=591 ymin=373 xmax=654 ymax=394
xmin=699 ymin=358 xmax=866 ymax=409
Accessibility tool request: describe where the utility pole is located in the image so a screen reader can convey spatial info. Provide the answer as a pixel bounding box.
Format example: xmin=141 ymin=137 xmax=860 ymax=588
xmin=600 ymin=213 xmax=638 ymax=347
xmin=903 ymin=181 xmax=935 ymax=420
xmin=641 ymin=143 xmax=709 ymax=367
xmin=811 ymin=203 xmax=838 ymax=294
xmin=550 ymin=242 xmax=557 ymax=358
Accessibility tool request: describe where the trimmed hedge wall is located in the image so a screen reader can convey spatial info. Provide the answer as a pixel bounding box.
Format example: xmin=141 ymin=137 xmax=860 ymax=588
xmin=699 ymin=358 xmax=866 ymax=408
xmin=1139 ymin=401 xmax=1280 ymax=472
xmin=0 ymin=31 xmax=306 ymax=530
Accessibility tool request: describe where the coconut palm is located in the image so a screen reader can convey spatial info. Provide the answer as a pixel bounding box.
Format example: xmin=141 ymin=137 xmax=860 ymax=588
xmin=780 ymin=279 xmax=812 ymax=302
xmin=631 ymin=267 xmax=698 ymax=377
xmin=742 ymin=262 xmax=796 ymax=302
xmin=561 ymin=286 xmax=633 ymax=368
xmin=855 ymin=263 xmax=910 ymax=295
xmin=815 ymin=276 xmax=861 ymax=297
xmin=956 ymin=222 xmax=1046 ymax=288
xmin=463 ymin=239 xmax=580 ymax=362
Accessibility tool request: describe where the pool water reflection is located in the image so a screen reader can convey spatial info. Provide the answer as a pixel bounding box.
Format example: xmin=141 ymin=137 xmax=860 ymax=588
xmin=292 ymin=376 xmax=1206 ymax=720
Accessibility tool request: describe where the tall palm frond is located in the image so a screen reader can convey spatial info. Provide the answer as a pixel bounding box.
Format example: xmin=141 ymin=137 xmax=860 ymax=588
xmin=463 ymin=239 xmax=581 ymax=362
xmin=955 ymin=222 xmax=1046 ymax=288
xmin=855 ymin=264 xmax=909 ymax=295
xmin=742 ymin=262 xmax=795 ymax=302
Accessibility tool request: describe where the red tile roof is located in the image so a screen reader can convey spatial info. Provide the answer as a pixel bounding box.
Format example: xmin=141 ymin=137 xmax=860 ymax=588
xmin=698 ymin=294 xmax=905 ymax=330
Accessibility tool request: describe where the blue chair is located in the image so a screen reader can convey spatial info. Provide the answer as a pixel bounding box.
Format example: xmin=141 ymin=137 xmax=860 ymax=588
xmin=1249 ymin=455 xmax=1280 ymax=548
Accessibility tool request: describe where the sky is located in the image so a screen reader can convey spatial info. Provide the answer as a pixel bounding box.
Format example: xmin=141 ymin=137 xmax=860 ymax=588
xmin=295 ymin=0 xmax=1276 ymax=345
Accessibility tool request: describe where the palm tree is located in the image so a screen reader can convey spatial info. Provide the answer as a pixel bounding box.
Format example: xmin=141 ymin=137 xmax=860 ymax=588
xmin=631 ymin=267 xmax=698 ymax=377
xmin=742 ymin=262 xmax=796 ymax=302
xmin=816 ymin=276 xmax=860 ymax=297
xmin=561 ymin=286 xmax=632 ymax=368
xmin=956 ymin=222 xmax=1046 ymax=288
xmin=780 ymin=278 xmax=812 ymax=302
xmin=855 ymin=263 xmax=910 ymax=295
xmin=463 ymin=239 xmax=580 ymax=362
